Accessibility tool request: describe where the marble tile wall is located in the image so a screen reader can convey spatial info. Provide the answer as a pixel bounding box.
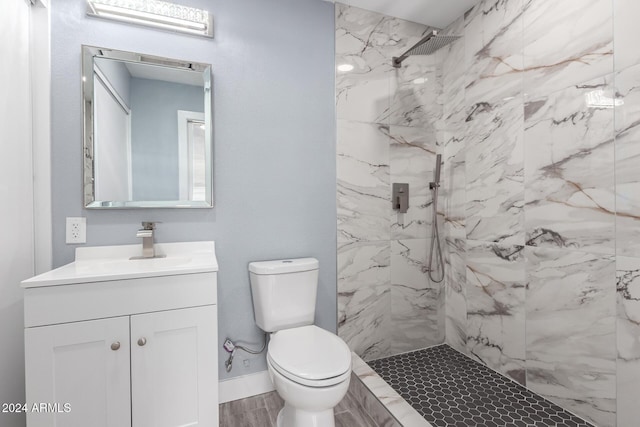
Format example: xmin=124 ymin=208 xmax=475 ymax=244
xmin=524 ymin=75 xmax=615 ymax=254
xmin=616 ymin=256 xmax=640 ymax=427
xmin=336 ymin=3 xmax=445 ymax=361
xmin=441 ymin=14 xmax=468 ymax=355
xmin=526 ymin=248 xmax=616 ymax=425
xmin=440 ymin=0 xmax=640 ymax=426
xmin=466 ymin=241 xmax=526 ymax=385
xmin=614 ymin=3 xmax=640 ymax=422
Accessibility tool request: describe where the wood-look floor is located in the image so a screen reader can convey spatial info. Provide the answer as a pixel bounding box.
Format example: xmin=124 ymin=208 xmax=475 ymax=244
xmin=219 ymin=390 xmax=380 ymax=427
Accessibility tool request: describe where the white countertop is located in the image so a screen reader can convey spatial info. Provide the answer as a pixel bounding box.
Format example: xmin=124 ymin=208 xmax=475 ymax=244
xmin=21 ymin=241 xmax=218 ymax=288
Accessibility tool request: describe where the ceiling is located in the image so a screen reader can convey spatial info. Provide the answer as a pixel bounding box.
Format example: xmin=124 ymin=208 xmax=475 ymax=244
xmin=330 ymin=0 xmax=481 ymax=28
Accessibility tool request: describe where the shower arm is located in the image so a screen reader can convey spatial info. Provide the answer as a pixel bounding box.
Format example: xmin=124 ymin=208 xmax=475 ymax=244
xmin=392 ymin=30 xmax=438 ymax=68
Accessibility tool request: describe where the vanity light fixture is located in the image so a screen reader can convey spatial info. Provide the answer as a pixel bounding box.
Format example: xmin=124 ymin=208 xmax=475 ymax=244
xmin=337 ymin=63 xmax=354 ymax=72
xmin=86 ymin=0 xmax=213 ymax=38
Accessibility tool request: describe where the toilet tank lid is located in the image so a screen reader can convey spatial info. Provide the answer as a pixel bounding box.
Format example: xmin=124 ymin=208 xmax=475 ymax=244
xmin=249 ymin=258 xmax=319 ymax=275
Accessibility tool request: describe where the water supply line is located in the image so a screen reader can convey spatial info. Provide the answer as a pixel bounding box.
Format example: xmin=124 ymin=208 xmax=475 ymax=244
xmin=428 ymin=154 xmax=445 ymax=283
xmin=223 ymin=333 xmax=267 ymax=373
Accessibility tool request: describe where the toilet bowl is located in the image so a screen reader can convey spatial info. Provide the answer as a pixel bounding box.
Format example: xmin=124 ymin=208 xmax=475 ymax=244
xmin=266 ymin=325 xmax=351 ymax=427
xmin=248 ymin=258 xmax=352 ymax=427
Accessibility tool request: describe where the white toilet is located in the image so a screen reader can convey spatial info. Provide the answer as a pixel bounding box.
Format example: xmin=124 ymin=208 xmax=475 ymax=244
xmin=249 ymin=258 xmax=351 ymax=427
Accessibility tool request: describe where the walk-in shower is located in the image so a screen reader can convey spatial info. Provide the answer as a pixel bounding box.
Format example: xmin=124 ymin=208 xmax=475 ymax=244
xmin=338 ymin=1 xmax=623 ymax=425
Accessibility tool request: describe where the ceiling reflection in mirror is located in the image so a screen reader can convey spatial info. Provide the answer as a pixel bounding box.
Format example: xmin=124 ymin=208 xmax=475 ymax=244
xmin=82 ymin=45 xmax=213 ymax=208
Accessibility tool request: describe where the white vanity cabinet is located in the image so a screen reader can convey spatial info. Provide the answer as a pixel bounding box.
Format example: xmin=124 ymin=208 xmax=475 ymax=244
xmin=25 ymin=316 xmax=133 ymax=427
xmin=22 ymin=242 xmax=219 ymax=427
xmin=130 ymin=305 xmax=217 ymax=427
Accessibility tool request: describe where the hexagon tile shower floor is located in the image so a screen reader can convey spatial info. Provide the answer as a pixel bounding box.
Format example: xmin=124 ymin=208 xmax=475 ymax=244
xmin=368 ymin=345 xmax=594 ymax=427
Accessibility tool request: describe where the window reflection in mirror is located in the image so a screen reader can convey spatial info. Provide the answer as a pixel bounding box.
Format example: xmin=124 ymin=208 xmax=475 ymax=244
xmin=177 ymin=111 xmax=206 ymax=202
xmin=82 ymin=46 xmax=213 ymax=208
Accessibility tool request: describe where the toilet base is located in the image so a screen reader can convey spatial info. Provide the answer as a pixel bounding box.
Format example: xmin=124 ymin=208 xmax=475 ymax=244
xmin=267 ymin=348 xmax=349 ymax=427
xmin=277 ymin=403 xmax=335 ymax=427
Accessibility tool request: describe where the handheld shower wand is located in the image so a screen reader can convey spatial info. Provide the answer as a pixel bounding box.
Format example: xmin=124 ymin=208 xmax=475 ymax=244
xmin=428 ymin=154 xmax=445 ymax=283
xmin=433 ymin=154 xmax=442 ymax=186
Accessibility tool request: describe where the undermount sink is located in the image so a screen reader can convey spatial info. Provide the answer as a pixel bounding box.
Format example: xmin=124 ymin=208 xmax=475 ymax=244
xmin=21 ymin=241 xmax=218 ymax=288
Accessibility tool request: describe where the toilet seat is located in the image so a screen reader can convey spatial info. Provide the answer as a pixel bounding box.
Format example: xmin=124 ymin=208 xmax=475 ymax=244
xmin=268 ymin=325 xmax=351 ymax=388
xmin=268 ymin=355 xmax=351 ymax=388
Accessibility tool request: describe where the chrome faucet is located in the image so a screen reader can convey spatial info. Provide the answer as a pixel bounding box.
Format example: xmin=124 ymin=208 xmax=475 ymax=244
xmin=136 ymin=222 xmax=157 ymax=258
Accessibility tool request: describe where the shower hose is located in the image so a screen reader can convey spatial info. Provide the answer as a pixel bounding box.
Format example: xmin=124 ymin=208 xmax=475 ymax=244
xmin=428 ymin=182 xmax=445 ymax=283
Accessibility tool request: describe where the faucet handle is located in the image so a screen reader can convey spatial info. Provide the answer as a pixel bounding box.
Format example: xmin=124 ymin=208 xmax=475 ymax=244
xmin=136 ymin=229 xmax=153 ymax=238
xmin=141 ymin=221 xmax=160 ymax=230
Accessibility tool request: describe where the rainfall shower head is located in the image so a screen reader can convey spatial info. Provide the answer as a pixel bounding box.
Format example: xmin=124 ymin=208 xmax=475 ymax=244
xmin=392 ymin=30 xmax=461 ymax=68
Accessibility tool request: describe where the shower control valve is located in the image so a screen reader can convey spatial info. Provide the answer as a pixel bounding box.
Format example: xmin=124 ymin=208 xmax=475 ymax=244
xmin=392 ymin=183 xmax=409 ymax=214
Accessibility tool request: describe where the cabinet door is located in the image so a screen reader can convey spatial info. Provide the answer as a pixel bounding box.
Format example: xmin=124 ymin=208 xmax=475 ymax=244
xmin=131 ymin=305 xmax=218 ymax=427
xmin=24 ymin=316 xmax=131 ymax=427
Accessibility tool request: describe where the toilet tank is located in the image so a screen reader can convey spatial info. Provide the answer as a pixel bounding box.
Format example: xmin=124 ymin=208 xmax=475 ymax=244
xmin=249 ymin=258 xmax=319 ymax=332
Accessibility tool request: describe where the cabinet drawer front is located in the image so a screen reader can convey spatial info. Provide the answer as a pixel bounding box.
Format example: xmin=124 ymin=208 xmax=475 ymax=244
xmin=25 ymin=317 xmax=131 ymax=427
xmin=131 ymin=305 xmax=218 ymax=427
xmin=24 ymin=272 xmax=217 ymax=327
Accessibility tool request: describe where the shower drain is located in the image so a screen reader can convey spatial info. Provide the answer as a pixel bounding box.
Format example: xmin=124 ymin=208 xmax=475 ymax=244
xmin=368 ymin=345 xmax=594 ymax=427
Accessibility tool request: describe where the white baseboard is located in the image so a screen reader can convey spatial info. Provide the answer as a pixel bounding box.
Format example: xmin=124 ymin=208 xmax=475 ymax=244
xmin=218 ymin=370 xmax=275 ymax=403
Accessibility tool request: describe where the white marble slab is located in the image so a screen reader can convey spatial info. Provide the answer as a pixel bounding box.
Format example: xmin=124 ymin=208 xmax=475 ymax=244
xmin=338 ymin=240 xmax=391 ymax=361
xmin=389 ymin=126 xmax=439 ymax=240
xmin=444 ymin=236 xmax=467 ymax=354
xmin=441 ymin=16 xmax=466 ymax=137
xmin=614 ymin=0 xmax=640 ymax=72
xmin=614 ymin=63 xmax=640 ymax=258
xmin=465 ymin=0 xmax=524 ymax=104
xmin=442 ymin=151 xmax=465 ymax=241
xmin=386 ymin=18 xmax=442 ymax=129
xmin=463 ymin=3 xmax=484 ymax=74
xmin=351 ymin=353 xmax=432 ymax=427
xmin=465 ymin=240 xmax=526 ymax=384
xmin=348 ymin=373 xmax=402 ymax=427
xmin=465 ymin=98 xmax=524 ymax=246
xmin=524 ymin=75 xmax=615 ymax=255
xmin=526 ymin=246 xmax=616 ymax=427
xmin=337 ymin=120 xmax=390 ymax=243
xmin=522 ymin=0 xmax=613 ymax=98
xmin=336 ymin=4 xmax=392 ymax=123
xmin=336 ymin=2 xmax=446 ymax=363
xmin=390 ymin=239 xmax=443 ymax=354
xmin=388 ymin=59 xmax=442 ymax=130
xmin=616 ymin=256 xmax=640 ymax=427
xmin=442 ymin=120 xmax=467 ymax=353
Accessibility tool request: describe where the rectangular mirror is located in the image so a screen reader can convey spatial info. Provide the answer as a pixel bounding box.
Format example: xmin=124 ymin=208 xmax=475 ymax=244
xmin=82 ymin=45 xmax=213 ymax=208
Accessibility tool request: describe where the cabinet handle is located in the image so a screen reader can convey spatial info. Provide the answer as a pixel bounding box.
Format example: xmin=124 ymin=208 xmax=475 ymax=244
xmin=137 ymin=337 xmax=147 ymax=347
xmin=110 ymin=341 xmax=121 ymax=351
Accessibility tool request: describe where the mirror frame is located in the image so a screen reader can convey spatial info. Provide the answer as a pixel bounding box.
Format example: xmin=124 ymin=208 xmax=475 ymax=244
xmin=82 ymin=45 xmax=213 ymax=209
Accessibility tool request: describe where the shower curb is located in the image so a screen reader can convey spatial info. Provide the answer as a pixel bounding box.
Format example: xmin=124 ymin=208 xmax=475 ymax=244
xmin=351 ymin=353 xmax=432 ymax=427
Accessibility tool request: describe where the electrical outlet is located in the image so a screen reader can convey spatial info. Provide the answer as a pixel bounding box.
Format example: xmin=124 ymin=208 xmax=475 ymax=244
xmin=66 ymin=217 xmax=86 ymax=244
xmin=223 ymin=339 xmax=235 ymax=353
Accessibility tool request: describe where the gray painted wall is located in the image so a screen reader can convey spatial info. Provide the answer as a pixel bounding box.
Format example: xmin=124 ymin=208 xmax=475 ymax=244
xmin=51 ymin=0 xmax=336 ymax=380
xmin=130 ymin=78 xmax=204 ymax=200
